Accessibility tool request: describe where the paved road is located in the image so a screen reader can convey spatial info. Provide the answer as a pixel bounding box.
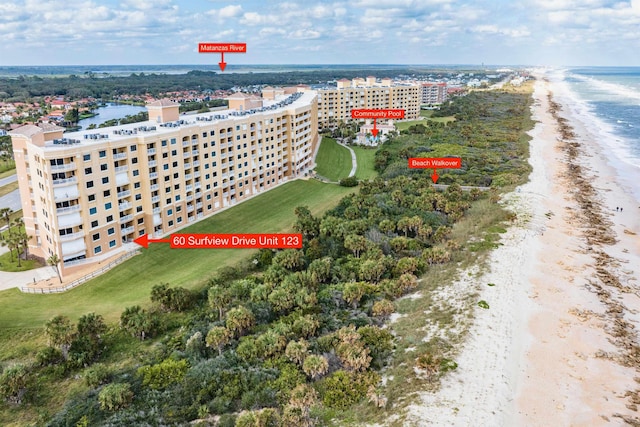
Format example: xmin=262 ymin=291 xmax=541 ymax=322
xmin=0 ymin=173 xmax=17 ymax=187
xmin=0 ymin=189 xmax=21 ymax=212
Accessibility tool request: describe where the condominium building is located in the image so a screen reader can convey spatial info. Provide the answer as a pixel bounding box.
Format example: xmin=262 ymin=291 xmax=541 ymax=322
xmin=316 ymin=76 xmax=420 ymax=128
xmin=421 ymin=82 xmax=448 ymax=105
xmin=10 ymin=91 xmax=318 ymax=277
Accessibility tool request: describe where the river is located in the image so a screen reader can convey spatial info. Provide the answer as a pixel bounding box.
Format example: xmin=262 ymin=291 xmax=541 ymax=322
xmin=78 ymin=103 xmax=146 ymax=129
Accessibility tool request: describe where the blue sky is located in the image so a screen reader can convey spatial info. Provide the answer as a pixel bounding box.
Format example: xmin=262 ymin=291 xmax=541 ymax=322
xmin=0 ymin=0 xmax=638 ymax=66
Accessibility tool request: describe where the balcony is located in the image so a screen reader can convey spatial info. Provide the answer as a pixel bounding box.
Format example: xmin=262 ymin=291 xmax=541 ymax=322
xmin=185 ymin=184 xmax=194 ymax=192
xmin=184 ymin=162 xmax=191 ymax=169
xmin=59 ymin=231 xmax=84 ymax=242
xmin=196 ymin=202 xmax=203 ymax=209
xmin=186 ymin=195 xmax=194 ymax=202
xmin=195 ymin=182 xmax=201 ymax=189
xmin=150 ymin=184 xmax=159 ymax=191
xmin=117 ymin=190 xmax=131 ymax=199
xmin=115 ymin=165 xmax=128 ymax=173
xmin=193 ymin=160 xmax=200 ymax=167
xmin=118 ymin=202 xmax=132 ymax=212
xmin=121 ymin=226 xmax=135 ymax=235
xmin=56 ymin=205 xmax=81 ymax=215
xmin=113 ymin=152 xmax=127 ymax=160
xmin=147 ymin=148 xmax=156 ymax=155
xmin=183 ymin=152 xmax=191 ymax=159
xmin=188 ymin=216 xmax=196 ymax=223
xmin=148 ymin=160 xmax=157 ymax=167
xmin=51 ymin=162 xmax=76 ymax=172
xmin=192 ymin=150 xmax=199 ymax=156
xmin=185 ymin=174 xmax=192 ymax=180
xmin=152 ymin=207 xmax=161 ymax=214
xmin=187 ymin=205 xmax=195 ymax=213
xmin=53 ymin=177 xmax=78 ymax=186
xmin=149 ymin=172 xmax=158 ymax=179
xmin=182 ymin=140 xmax=190 ymax=147
xmin=191 ymin=139 xmax=198 ymax=146
xmin=151 ymin=196 xmax=160 ymax=203
xmin=194 ymin=171 xmax=201 ymax=178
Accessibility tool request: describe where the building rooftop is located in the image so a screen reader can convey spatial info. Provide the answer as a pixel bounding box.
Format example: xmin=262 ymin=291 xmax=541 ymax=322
xmin=147 ymin=99 xmax=180 ymax=107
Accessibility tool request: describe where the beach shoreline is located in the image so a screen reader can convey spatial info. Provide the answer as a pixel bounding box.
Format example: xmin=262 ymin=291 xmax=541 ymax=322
xmin=401 ymin=74 xmax=640 ymax=426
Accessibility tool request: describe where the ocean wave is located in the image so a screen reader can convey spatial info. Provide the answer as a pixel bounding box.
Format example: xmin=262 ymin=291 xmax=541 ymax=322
xmin=567 ymin=72 xmax=640 ymax=103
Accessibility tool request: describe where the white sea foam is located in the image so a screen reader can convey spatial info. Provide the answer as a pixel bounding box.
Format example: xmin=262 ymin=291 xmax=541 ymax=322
xmin=567 ymin=72 xmax=640 ymax=103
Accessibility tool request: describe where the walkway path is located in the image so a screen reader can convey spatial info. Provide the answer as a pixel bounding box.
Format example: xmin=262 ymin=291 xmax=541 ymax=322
xmin=0 ymin=173 xmax=17 ymax=187
xmin=335 ymin=140 xmax=357 ymax=178
xmin=0 ymin=264 xmax=57 ymax=291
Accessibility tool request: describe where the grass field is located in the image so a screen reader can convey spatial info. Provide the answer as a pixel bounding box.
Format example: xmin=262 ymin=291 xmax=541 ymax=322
xmin=0 ymin=163 xmax=15 ymax=178
xmin=0 ymin=180 xmax=18 ymax=197
xmin=351 ymin=146 xmax=378 ymax=180
xmin=0 ymin=180 xmax=354 ymax=329
xmin=314 ymin=137 xmax=353 ymax=181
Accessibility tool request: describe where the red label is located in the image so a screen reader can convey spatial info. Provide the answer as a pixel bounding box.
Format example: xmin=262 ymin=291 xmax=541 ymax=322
xmin=198 ymin=43 xmax=247 ymax=53
xmin=408 ymin=158 xmax=462 ymax=169
xmin=170 ymin=233 xmax=301 ymax=249
xmin=351 ymin=109 xmax=405 ymax=119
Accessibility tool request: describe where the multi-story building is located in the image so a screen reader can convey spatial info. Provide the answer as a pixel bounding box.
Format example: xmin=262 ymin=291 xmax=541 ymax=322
xmin=421 ymin=82 xmax=448 ymax=105
xmin=10 ymin=91 xmax=318 ymax=277
xmin=316 ymin=76 xmax=420 ymax=128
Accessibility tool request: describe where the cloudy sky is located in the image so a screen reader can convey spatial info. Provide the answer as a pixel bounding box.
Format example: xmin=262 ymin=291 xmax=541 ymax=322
xmin=0 ymin=0 xmax=638 ymax=66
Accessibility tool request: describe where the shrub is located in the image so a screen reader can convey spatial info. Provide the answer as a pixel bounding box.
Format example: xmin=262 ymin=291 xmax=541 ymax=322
xmin=339 ymin=176 xmax=359 ymax=187
xmin=0 ymin=364 xmax=31 ymax=405
xmin=137 ymin=358 xmax=189 ymax=390
xmin=98 ymin=382 xmax=134 ymax=411
xmin=36 ymin=347 xmax=64 ymax=367
xmin=318 ymin=370 xmax=379 ymax=409
xmin=84 ymin=363 xmax=112 ymax=388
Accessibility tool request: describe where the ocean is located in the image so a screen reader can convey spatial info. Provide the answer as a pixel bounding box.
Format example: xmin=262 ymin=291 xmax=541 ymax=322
xmin=552 ymin=67 xmax=640 ymax=199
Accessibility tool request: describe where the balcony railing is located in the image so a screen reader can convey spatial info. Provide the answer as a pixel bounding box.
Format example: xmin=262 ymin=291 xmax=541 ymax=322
xmin=147 ymin=148 xmax=156 ymax=155
xmin=121 ymin=226 xmax=135 ymax=235
xmin=118 ymin=202 xmax=132 ymax=212
xmin=59 ymin=231 xmax=84 ymax=242
xmin=150 ymin=184 xmax=159 ymax=191
xmin=117 ymin=190 xmax=131 ymax=199
xmin=51 ymin=162 xmax=76 ymax=172
xmin=52 ymin=177 xmax=78 ymax=186
xmin=56 ymin=205 xmax=81 ymax=215
xmin=148 ymin=160 xmax=157 ymax=167
xmin=152 ymin=207 xmax=161 ymax=214
xmin=115 ymin=165 xmax=128 ymax=173
xmin=185 ymin=184 xmax=194 ymax=192
xmin=151 ymin=196 xmax=160 ymax=203
xmin=193 ymin=160 xmax=200 ymax=167
xmin=184 ymin=162 xmax=191 ymax=169
xmin=113 ymin=152 xmax=127 ymax=160
xmin=149 ymin=172 xmax=158 ymax=179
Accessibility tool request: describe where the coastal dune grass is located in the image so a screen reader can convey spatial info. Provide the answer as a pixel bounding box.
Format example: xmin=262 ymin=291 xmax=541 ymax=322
xmin=314 ymin=137 xmax=353 ymax=181
xmin=0 ymin=180 xmax=354 ymax=329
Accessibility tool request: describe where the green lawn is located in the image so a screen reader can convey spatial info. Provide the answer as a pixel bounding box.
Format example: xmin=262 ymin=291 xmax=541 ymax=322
xmin=314 ymin=137 xmax=353 ymax=181
xmin=0 ymin=251 xmax=41 ymax=272
xmin=0 ymin=180 xmax=355 ymax=329
xmin=351 ymin=146 xmax=378 ymax=180
xmin=0 ymin=180 xmax=18 ymax=197
xmin=0 ymin=162 xmax=15 ymax=178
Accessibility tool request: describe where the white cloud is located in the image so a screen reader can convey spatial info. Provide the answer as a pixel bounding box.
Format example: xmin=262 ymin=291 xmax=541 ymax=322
xmin=219 ymin=5 xmax=243 ymax=18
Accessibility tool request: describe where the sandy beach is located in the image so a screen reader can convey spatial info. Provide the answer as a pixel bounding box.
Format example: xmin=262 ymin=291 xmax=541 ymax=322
xmin=400 ymin=75 xmax=640 ymax=426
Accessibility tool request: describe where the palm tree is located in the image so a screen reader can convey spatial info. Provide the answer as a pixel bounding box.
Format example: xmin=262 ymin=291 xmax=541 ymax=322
xmin=0 ymin=208 xmax=12 ymax=235
xmin=47 ymin=254 xmax=62 ymax=283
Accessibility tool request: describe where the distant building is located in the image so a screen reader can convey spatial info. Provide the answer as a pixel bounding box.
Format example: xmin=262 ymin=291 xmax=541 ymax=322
xmin=421 ymin=82 xmax=448 ymax=105
xmin=316 ymin=77 xmax=420 ymax=128
xmin=10 ymin=92 xmax=319 ymax=278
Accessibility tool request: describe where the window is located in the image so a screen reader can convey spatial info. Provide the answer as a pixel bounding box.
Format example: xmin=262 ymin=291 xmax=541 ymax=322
xmin=205 ymin=174 xmax=210 ymax=180
xmin=171 ymin=150 xmax=177 ymax=156
xmin=133 ymin=170 xmax=139 ymax=176
xmin=163 ymin=164 xmax=169 ymax=170
xmin=94 ymin=246 xmax=102 ymax=254
xmin=101 ymin=177 xmax=109 ymax=184
xmin=89 ymin=207 xmax=97 ymax=215
xmin=172 ymin=161 xmax=178 ymax=167
xmin=106 ymin=215 xmax=113 ymax=222
xmin=165 ymin=186 xmax=171 ymax=193
xmin=109 ymin=240 xmax=116 ymax=248
xmin=175 ymin=195 xmax=181 ymax=202
xmin=86 ymin=181 xmax=94 ymax=189
xmin=164 ymin=176 xmax=170 ymax=182
xmin=99 ymin=150 xmax=106 ymax=158
xmin=177 ymin=217 xmax=183 ymax=223
xmin=85 ymin=167 xmax=92 ymax=174
xmin=92 ymin=233 xmax=100 ymax=241
xmin=105 ymin=202 xmax=112 ymax=210
xmin=137 ymin=218 xmax=144 ymax=225
xmin=174 ymin=184 xmax=180 ymax=190
xmin=101 ymin=164 xmax=107 ymax=171
xmin=168 ymin=220 xmax=174 ymax=227
xmin=166 ymin=198 xmax=171 ymax=204
xmin=171 ymin=138 xmax=176 ymax=145
xmin=108 ymin=227 xmax=115 ymax=235
xmin=176 ymin=205 xmax=182 ymax=212
xmin=132 ymin=157 xmax=138 ymax=164
xmin=91 ymin=220 xmax=98 ymax=228
xmin=135 ymin=194 xmax=142 ymax=201
xmin=206 ymin=194 xmax=211 ymax=200
xmin=88 ymin=194 xmax=96 ymax=202
xmin=161 ymin=140 xmax=167 ymax=147
xmin=173 ymin=173 xmax=179 ymax=179
xmin=103 ymin=190 xmax=111 ymax=197
xmin=163 ymin=152 xmax=168 ymax=158
xmin=136 ymin=206 xmax=143 ymax=213
xmin=130 ymin=145 xmax=137 ymax=152
xmin=83 ymin=154 xmax=91 ymax=161
xmin=168 ymin=208 xmax=173 ymax=215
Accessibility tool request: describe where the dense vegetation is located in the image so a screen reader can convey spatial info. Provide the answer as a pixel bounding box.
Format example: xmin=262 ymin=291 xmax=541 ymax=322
xmin=0 ymin=86 xmax=533 ymax=426
xmin=0 ymin=69 xmax=492 ymax=102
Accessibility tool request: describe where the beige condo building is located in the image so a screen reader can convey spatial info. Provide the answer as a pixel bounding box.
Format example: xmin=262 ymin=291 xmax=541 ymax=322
xmin=10 ymin=91 xmax=318 ymax=278
xmin=316 ymin=76 xmax=420 ymax=128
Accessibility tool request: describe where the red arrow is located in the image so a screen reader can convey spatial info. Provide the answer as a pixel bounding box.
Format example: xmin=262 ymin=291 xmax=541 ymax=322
xmin=219 ymin=52 xmax=227 ymax=72
xmin=371 ymin=118 xmax=379 ymax=137
xmin=431 ymin=169 xmax=439 ymax=184
xmin=133 ymin=233 xmax=170 ymax=249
